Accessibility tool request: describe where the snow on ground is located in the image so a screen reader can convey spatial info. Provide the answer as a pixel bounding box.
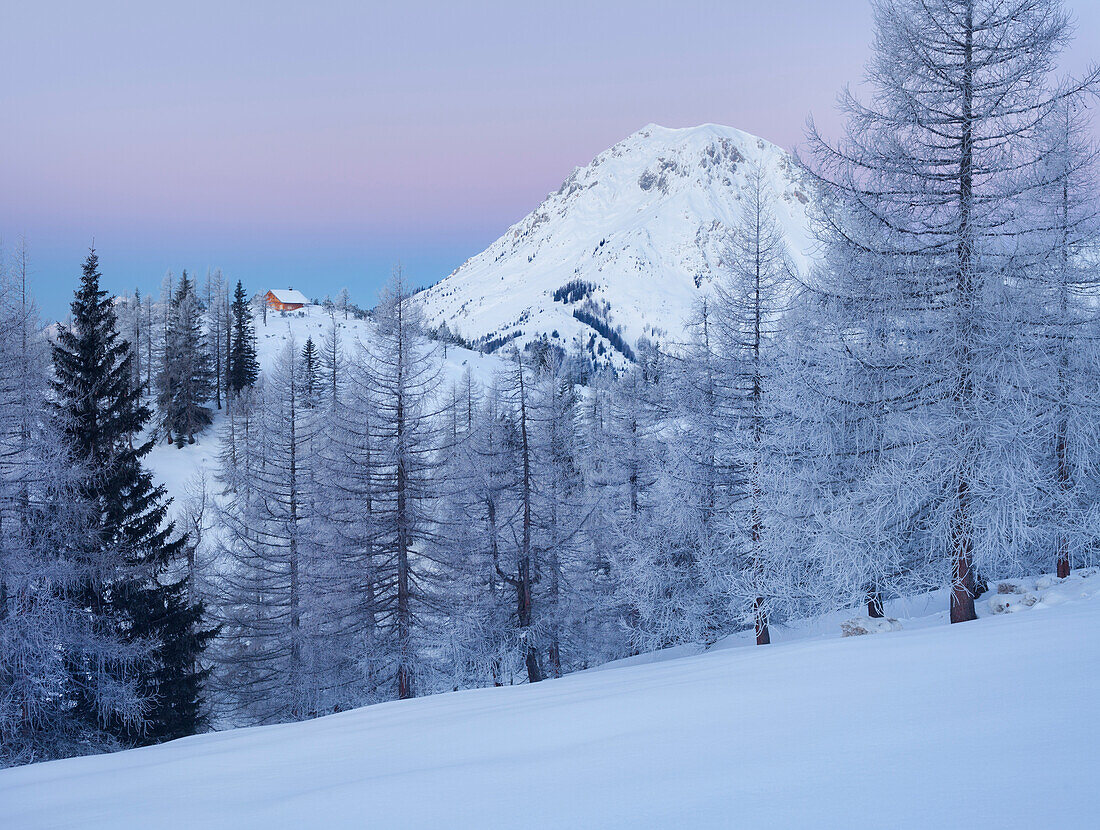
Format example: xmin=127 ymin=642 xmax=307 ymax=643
xmin=595 ymin=568 xmax=1100 ymax=671
xmin=5 ymin=569 xmax=1098 ymax=829
xmin=144 ymin=303 xmax=507 ymax=519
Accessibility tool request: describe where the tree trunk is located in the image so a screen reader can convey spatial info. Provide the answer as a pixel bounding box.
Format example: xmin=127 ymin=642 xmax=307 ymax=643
xmin=753 ymin=598 xmax=770 ymax=645
xmin=750 ymin=223 xmax=771 ymax=646
xmin=1055 ymin=112 xmax=1073 ymax=582
xmin=395 ymin=296 xmax=415 ymax=700
xmin=518 ymin=361 xmax=543 ymax=684
xmin=949 ymin=0 xmax=978 ymax=625
xmin=950 ymin=475 xmax=978 ymax=623
xmin=867 ymin=587 xmax=885 ymax=618
xmin=288 ymin=367 xmax=301 ymax=716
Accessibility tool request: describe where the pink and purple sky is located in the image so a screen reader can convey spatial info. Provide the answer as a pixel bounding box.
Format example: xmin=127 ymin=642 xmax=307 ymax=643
xmin=3 ymin=0 xmax=1099 ymax=316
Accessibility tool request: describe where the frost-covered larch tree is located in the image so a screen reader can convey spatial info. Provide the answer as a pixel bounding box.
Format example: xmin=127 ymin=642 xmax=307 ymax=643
xmin=608 ymin=354 xmax=721 ymax=653
xmin=807 ymin=0 xmax=1099 ymax=622
xmin=430 ymin=372 xmax=519 ymax=689
xmin=214 ymin=342 xmax=359 ymax=724
xmin=350 ymin=268 xmax=447 ymax=699
xmin=1027 ymin=96 xmax=1100 ymax=579
xmin=708 ymin=160 xmax=801 ymax=645
xmin=204 ymin=268 xmax=228 ymax=411
xmin=526 ymin=348 xmax=608 ymax=676
xmin=655 ymin=300 xmax=738 ymax=646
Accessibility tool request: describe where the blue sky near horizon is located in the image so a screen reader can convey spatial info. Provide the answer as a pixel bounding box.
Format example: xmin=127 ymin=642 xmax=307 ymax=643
xmin=3 ymin=0 xmax=1098 ymax=318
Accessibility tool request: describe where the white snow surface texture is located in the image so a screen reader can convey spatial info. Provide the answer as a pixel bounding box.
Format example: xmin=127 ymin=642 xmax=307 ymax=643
xmin=418 ymin=123 xmax=816 ymax=362
xmin=4 ymin=570 xmax=1098 ymax=829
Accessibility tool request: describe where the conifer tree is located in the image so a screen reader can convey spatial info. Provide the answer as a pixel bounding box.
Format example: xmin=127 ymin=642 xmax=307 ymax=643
xmin=229 ymin=280 xmax=258 ymax=396
xmin=52 ymin=249 xmax=214 ymax=745
xmin=527 ymin=349 xmax=615 ymax=674
xmin=1029 ymin=97 xmax=1100 ymax=580
xmin=497 ymin=352 xmax=543 ymax=683
xmin=214 ymin=345 xmax=360 ymax=724
xmin=321 ymin=307 xmax=343 ymax=409
xmin=708 ymin=160 xmax=802 ymax=645
xmin=301 ymin=336 xmax=319 ymax=409
xmin=158 ymin=271 xmax=215 ymax=446
xmin=433 ymin=376 xmax=524 ymax=688
xmin=654 ymin=300 xmax=737 ymax=646
xmin=204 ymin=269 xmax=227 ymax=411
xmin=806 ymin=0 xmax=1099 ymax=623
xmin=141 ymin=292 xmax=155 ymax=395
xmin=346 ymin=269 xmax=446 ymax=699
xmin=0 ymin=256 xmax=143 ymax=764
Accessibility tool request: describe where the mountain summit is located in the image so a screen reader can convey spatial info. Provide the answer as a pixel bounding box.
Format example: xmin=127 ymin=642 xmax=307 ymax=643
xmin=420 ymin=123 xmax=815 ymax=364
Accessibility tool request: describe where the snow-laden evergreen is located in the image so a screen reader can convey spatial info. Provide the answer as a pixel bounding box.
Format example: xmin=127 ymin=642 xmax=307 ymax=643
xmin=157 ymin=271 xmax=215 ymax=446
xmin=0 ymin=253 xmax=144 ymax=765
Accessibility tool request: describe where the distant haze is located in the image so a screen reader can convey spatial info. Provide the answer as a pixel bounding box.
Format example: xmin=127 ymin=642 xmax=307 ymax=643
xmin=3 ymin=0 xmax=1098 ymax=317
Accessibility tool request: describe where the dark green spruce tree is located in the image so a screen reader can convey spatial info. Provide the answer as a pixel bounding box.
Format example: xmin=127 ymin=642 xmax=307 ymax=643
xmin=52 ymin=249 xmax=215 ymax=745
xmin=158 ymin=271 xmax=215 ymax=446
xmin=300 ymin=336 xmax=319 ymax=408
xmin=229 ymin=280 xmax=258 ymax=396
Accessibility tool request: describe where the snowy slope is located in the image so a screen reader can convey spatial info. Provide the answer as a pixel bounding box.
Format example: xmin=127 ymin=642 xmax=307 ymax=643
xmin=419 ymin=124 xmax=816 ymax=364
xmin=6 ymin=569 xmax=1098 ymax=829
xmin=144 ymin=304 xmax=507 ymax=518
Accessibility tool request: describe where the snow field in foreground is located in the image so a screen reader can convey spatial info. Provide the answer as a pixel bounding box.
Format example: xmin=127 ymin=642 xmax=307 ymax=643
xmin=4 ymin=568 xmax=1098 ymax=829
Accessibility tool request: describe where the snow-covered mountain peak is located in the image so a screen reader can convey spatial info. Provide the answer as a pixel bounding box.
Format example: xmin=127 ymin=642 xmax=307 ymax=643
xmin=419 ymin=123 xmax=816 ymax=365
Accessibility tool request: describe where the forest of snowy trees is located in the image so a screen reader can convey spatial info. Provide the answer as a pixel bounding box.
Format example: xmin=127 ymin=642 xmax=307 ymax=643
xmin=3 ymin=0 xmax=1100 ymax=766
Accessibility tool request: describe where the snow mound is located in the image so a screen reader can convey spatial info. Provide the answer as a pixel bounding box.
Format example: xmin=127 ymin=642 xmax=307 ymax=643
xmin=989 ymin=593 xmax=1040 ymax=613
xmin=840 ymin=617 xmax=902 ymax=636
xmin=987 ymin=569 xmax=1096 ymax=614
